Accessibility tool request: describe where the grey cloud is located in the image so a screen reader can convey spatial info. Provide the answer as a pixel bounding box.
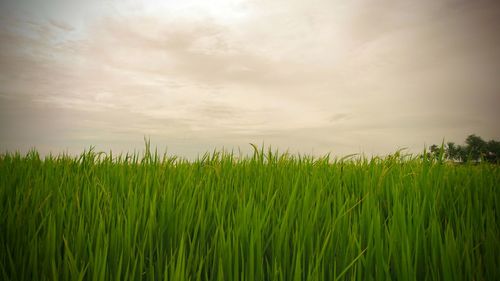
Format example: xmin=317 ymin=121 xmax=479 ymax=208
xmin=80 ymin=16 xmax=330 ymax=92
xmin=1 ymin=0 xmax=500 ymax=158
xmin=329 ymin=113 xmax=350 ymax=123
xmin=48 ymin=19 xmax=74 ymax=31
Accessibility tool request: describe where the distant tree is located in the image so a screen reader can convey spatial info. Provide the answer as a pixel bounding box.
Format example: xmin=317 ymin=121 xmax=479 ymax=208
xmin=428 ymin=134 xmax=500 ymax=164
xmin=446 ymin=142 xmax=459 ymax=161
xmin=456 ymin=145 xmax=467 ymax=162
xmin=429 ymin=144 xmax=440 ymax=159
xmin=465 ymin=134 xmax=487 ymax=161
xmin=485 ymin=140 xmax=500 ymax=163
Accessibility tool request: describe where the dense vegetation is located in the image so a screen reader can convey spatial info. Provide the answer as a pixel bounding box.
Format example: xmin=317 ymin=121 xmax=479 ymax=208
xmin=428 ymin=134 xmax=500 ymax=163
xmin=1 ymin=146 xmax=499 ymax=281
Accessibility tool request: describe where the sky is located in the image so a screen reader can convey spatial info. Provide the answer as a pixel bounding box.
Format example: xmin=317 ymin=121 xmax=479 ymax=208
xmin=1 ymin=0 xmax=499 ymax=158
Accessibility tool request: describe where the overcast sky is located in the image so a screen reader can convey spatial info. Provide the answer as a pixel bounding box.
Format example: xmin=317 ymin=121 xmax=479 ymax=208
xmin=1 ymin=0 xmax=499 ymax=158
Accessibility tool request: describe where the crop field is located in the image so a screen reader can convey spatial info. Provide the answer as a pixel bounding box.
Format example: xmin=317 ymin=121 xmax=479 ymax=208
xmin=0 ymin=147 xmax=499 ymax=281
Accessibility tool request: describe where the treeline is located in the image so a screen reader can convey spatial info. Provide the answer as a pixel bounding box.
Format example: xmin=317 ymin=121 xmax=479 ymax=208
xmin=428 ymin=134 xmax=500 ymax=163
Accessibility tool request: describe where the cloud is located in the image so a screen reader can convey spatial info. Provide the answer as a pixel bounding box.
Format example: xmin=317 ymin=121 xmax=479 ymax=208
xmin=48 ymin=19 xmax=74 ymax=31
xmin=1 ymin=0 xmax=499 ymax=157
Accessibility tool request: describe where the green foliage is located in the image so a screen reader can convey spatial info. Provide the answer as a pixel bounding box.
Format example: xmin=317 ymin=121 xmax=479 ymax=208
xmin=430 ymin=134 xmax=500 ymax=163
xmin=0 ymin=147 xmax=499 ymax=281
xmin=486 ymin=140 xmax=500 ymax=163
xmin=465 ymin=134 xmax=487 ymax=161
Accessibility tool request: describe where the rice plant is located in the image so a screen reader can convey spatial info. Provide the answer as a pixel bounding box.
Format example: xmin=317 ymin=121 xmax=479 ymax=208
xmin=0 ymin=146 xmax=498 ymax=280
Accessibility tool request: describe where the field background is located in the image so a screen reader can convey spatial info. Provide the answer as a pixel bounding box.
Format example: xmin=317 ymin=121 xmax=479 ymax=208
xmin=1 ymin=147 xmax=499 ymax=281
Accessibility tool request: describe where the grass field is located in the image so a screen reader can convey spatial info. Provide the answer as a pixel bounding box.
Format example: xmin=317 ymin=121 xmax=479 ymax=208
xmin=1 ymin=146 xmax=499 ymax=281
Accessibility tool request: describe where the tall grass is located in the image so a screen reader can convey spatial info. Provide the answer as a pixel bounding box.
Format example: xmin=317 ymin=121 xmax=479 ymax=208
xmin=0 ymin=146 xmax=499 ymax=280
